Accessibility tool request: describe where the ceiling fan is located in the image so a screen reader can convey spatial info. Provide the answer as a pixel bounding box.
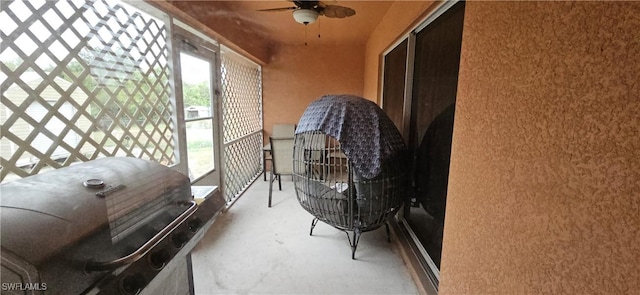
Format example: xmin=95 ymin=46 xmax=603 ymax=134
xmin=258 ymin=1 xmax=356 ymax=25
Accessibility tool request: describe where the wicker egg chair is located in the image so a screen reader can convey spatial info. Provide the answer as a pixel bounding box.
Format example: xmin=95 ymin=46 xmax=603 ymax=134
xmin=293 ymin=94 xmax=408 ymax=259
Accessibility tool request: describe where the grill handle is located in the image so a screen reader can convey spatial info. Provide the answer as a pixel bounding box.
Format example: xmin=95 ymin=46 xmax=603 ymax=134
xmin=85 ymin=200 xmax=198 ymax=272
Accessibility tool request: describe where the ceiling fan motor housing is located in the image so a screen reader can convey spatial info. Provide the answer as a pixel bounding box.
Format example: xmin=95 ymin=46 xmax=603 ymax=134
xmin=293 ymin=9 xmax=319 ymax=25
xmin=258 ymin=1 xmax=355 ymax=25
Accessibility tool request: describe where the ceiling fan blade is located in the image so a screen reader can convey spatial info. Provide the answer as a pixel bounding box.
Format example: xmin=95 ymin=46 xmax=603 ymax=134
xmin=257 ymin=7 xmax=298 ymax=12
xmin=321 ymin=5 xmax=355 ymax=18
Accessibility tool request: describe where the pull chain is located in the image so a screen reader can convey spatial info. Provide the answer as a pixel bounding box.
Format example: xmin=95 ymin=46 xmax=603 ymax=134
xmin=318 ymin=18 xmax=321 ymax=39
xmin=304 ymin=25 xmax=308 ymax=46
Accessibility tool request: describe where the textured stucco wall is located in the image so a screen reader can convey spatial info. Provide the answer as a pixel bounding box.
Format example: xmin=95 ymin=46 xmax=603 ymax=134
xmin=440 ymin=2 xmax=640 ymax=294
xmin=262 ymin=44 xmax=364 ymax=141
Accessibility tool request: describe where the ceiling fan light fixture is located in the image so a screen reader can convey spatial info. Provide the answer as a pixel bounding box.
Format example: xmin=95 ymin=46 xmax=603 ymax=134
xmin=292 ymin=9 xmax=319 ymax=25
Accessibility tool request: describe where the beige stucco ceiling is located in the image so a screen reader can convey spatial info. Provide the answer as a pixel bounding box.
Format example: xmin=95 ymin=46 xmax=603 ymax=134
xmin=168 ymin=1 xmax=394 ymax=46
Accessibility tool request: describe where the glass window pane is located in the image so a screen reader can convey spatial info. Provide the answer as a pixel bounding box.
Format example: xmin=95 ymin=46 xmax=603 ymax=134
xmin=382 ymin=39 xmax=408 ymax=132
xmin=181 ymin=53 xmax=212 ymax=120
xmin=186 ymin=119 xmax=214 ymax=179
xmin=407 ymin=1 xmax=465 ymax=270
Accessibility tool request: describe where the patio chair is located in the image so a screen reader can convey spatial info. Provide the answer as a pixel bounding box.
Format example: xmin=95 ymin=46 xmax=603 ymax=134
xmin=293 ymin=95 xmax=409 ymax=259
xmin=263 ymin=124 xmax=296 ymax=181
xmin=268 ymin=136 xmax=294 ymax=207
xmin=272 ymin=124 xmax=296 ymax=137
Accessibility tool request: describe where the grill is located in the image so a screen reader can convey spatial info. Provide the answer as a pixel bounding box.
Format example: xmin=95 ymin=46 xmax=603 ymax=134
xmin=0 ymin=157 xmax=224 ymax=294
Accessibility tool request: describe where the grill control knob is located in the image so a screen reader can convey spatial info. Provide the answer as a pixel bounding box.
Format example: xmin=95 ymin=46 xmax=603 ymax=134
xmin=188 ymin=218 xmax=202 ymax=233
xmin=148 ymin=249 xmax=171 ymax=270
xmin=119 ymin=273 xmax=146 ymax=295
xmin=171 ymin=232 xmax=189 ymax=249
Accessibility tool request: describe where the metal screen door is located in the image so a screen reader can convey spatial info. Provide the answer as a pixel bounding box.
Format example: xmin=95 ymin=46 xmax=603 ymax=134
xmin=173 ymin=25 xmax=222 ymax=186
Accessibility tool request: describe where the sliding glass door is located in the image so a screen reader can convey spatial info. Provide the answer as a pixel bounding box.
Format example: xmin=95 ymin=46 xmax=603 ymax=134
xmin=407 ymin=0 xmax=465 ymax=271
xmin=381 ymin=0 xmax=465 ymax=288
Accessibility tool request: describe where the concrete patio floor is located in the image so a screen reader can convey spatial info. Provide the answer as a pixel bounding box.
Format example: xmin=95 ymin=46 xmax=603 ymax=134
xmin=191 ymin=176 xmax=419 ymax=294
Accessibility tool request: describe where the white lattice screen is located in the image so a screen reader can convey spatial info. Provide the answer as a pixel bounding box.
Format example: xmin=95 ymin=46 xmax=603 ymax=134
xmin=221 ymin=52 xmax=263 ymax=202
xmin=0 ymin=0 xmax=175 ymax=182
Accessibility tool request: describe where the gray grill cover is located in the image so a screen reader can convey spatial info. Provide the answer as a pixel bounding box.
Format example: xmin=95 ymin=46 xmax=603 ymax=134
xmin=296 ymin=94 xmax=407 ymax=179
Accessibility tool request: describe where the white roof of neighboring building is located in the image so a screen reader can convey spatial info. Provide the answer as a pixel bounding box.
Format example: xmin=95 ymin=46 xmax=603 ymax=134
xmin=4 ymin=72 xmax=88 ymax=103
